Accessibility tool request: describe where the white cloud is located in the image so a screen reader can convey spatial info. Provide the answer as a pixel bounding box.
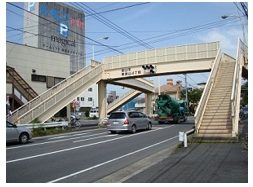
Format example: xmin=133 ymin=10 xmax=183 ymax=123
xmin=197 ymin=27 xmax=243 ymax=57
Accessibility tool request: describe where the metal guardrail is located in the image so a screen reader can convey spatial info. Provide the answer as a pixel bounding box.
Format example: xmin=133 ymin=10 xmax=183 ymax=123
xmin=179 ymin=128 xmax=195 ymax=147
xmin=19 ymin=121 xmax=69 ymax=129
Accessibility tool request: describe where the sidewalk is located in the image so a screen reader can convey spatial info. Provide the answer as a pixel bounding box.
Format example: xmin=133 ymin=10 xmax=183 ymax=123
xmin=125 ymin=121 xmax=248 ymax=183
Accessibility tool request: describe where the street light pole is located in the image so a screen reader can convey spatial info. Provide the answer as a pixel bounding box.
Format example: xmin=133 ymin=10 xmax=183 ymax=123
xmin=92 ymin=37 xmax=109 ymax=60
xmin=221 ymin=15 xmax=247 ymax=44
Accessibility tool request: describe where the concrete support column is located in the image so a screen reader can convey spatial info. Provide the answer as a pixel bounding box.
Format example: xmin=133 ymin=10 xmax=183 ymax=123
xmin=145 ymin=93 xmax=153 ymax=116
xmin=98 ymin=80 xmax=107 ymax=121
xmin=66 ymin=104 xmax=71 ymax=121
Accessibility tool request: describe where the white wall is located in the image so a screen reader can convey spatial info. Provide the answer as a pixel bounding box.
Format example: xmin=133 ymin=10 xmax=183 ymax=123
xmin=7 ymin=42 xmax=70 ymax=94
xmin=76 ymin=84 xmax=98 ymax=108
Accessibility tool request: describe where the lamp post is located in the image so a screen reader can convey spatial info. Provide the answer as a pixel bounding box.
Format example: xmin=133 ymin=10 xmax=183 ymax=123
xmin=221 ymin=15 xmax=247 ymax=44
xmin=92 ymin=36 xmax=109 ymax=60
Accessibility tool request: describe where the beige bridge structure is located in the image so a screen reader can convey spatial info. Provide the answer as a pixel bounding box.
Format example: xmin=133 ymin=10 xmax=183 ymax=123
xmin=9 ymin=40 xmax=247 ymax=139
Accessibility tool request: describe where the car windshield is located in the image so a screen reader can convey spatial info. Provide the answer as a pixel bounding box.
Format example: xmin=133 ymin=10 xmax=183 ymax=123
xmin=109 ymin=112 xmax=126 ymax=119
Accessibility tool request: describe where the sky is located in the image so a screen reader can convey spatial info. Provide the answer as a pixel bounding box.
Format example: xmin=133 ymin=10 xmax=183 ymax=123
xmin=5 ymin=1 xmax=248 ymax=96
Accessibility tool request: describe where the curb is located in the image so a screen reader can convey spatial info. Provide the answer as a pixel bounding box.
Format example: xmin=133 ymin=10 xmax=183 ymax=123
xmin=95 ymin=143 xmax=178 ymax=183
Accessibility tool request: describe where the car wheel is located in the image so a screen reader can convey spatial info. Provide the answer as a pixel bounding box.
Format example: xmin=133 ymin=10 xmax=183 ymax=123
xmin=148 ymin=122 xmax=152 ymax=130
xmin=146 ymin=122 xmax=152 ymax=130
xmin=131 ymin=125 xmax=136 ymax=134
xmin=110 ymin=131 xmax=116 ymax=134
xmin=19 ymin=133 xmax=29 ymax=144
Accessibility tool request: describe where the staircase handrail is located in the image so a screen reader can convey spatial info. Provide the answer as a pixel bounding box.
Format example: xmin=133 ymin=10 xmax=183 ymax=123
xmin=194 ymin=49 xmax=222 ymax=132
xmin=10 ymin=65 xmax=95 ymax=123
xmin=231 ymin=39 xmax=247 ymax=136
xmin=7 ymin=66 xmax=38 ymax=99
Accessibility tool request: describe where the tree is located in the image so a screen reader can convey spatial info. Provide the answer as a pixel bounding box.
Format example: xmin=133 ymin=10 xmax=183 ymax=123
xmin=241 ymin=81 xmax=248 ymax=106
xmin=181 ymin=88 xmax=203 ymax=103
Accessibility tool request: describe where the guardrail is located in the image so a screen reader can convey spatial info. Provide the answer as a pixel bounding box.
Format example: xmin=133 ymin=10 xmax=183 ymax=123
xmin=18 ymin=121 xmax=69 ymax=130
xmin=179 ymin=128 xmax=195 ymax=147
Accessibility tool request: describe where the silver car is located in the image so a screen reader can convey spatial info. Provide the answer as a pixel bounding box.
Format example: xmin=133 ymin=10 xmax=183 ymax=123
xmin=107 ymin=111 xmax=152 ymax=134
xmin=6 ymin=121 xmax=32 ymax=144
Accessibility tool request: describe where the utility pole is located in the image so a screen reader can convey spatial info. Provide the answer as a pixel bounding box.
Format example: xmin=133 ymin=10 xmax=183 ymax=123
xmin=184 ymin=74 xmax=189 ymax=109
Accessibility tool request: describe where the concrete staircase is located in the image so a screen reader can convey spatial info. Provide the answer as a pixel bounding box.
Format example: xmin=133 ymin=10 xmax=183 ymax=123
xmin=197 ymin=55 xmax=235 ymax=139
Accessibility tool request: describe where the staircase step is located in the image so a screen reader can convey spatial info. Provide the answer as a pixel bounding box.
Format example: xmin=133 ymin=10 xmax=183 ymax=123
xmin=207 ymin=103 xmax=230 ymax=106
xmin=206 ymin=104 xmax=230 ymax=107
xmin=198 ymin=129 xmax=232 ymax=134
xmin=202 ymin=116 xmax=231 ymax=121
xmin=203 ymin=113 xmax=231 ymax=118
xmin=212 ymin=86 xmax=232 ymax=89
xmin=205 ymin=107 xmax=231 ymax=111
xmin=202 ymin=118 xmax=231 ymax=123
xmin=208 ymin=98 xmax=231 ymax=101
xmin=204 ymin=110 xmax=231 ymax=115
xmin=200 ymin=125 xmax=232 ymax=130
xmin=194 ymin=133 xmax=235 ymax=141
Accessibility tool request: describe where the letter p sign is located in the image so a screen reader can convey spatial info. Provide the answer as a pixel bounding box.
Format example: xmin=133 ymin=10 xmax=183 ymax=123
xmin=28 ymin=2 xmax=35 ymax=12
xmin=60 ymin=23 xmax=68 ymax=37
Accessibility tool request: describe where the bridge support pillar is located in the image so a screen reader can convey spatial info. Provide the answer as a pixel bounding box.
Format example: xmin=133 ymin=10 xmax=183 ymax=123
xmin=98 ymin=80 xmax=107 ymax=121
xmin=145 ymin=93 xmax=153 ymax=116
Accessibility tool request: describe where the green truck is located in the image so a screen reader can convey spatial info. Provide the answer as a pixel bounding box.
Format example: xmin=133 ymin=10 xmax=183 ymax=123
xmin=154 ymin=94 xmax=187 ymax=124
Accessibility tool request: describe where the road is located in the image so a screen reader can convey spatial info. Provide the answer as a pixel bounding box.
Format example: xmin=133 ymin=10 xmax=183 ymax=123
xmin=6 ymin=121 xmax=193 ymax=183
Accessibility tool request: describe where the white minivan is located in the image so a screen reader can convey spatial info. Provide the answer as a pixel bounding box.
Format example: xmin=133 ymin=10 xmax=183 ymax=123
xmin=89 ymin=108 xmax=99 ymax=118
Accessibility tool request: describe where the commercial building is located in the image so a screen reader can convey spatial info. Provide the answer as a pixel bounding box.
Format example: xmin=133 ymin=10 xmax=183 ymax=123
xmin=23 ymin=2 xmax=85 ymax=74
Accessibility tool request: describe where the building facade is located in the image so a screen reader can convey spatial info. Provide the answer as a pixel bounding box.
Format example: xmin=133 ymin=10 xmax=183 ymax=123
xmin=23 ymin=2 xmax=85 ymax=74
xmin=6 ymin=41 xmax=70 ymax=110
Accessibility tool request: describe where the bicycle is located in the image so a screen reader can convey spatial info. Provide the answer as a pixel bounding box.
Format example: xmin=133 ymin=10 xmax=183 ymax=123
xmin=70 ymin=115 xmax=81 ymax=129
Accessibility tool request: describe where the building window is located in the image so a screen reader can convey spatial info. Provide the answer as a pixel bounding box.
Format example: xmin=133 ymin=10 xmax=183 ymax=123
xmin=81 ymin=97 xmax=84 ymax=101
xmin=88 ymin=97 xmax=93 ymax=102
xmin=88 ymin=88 xmax=93 ymax=92
xmin=54 ymin=77 xmax=65 ymax=85
xmin=46 ymin=76 xmax=54 ymax=88
xmin=31 ymin=74 xmax=46 ymax=82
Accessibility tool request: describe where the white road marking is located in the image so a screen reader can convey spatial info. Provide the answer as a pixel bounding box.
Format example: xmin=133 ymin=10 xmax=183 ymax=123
xmin=7 ymin=126 xmax=173 ymax=163
xmin=47 ymin=135 xmax=178 ymax=183
xmin=6 ymin=132 xmax=106 ymax=150
xmin=73 ymin=134 xmax=118 ymax=143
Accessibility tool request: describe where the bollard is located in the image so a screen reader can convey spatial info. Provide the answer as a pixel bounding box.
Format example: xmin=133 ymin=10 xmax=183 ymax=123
xmin=184 ymin=133 xmax=187 ymax=147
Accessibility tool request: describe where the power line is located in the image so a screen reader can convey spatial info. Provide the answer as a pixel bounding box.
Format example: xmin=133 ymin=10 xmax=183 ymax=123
xmin=85 ymin=18 xmax=241 ymax=59
xmin=7 ymin=2 xmax=124 ymax=55
xmin=72 ymin=2 xmax=153 ymax=49
xmin=240 ymin=2 xmax=248 ymax=19
xmin=233 ymin=2 xmax=245 ymax=16
xmin=86 ymin=2 xmax=150 ymax=17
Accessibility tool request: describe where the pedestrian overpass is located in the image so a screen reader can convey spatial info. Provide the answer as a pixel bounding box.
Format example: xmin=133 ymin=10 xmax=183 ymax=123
xmin=9 ymin=40 xmax=247 ymax=138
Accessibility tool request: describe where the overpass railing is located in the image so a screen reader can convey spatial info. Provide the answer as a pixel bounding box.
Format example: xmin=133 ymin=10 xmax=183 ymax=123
xmin=231 ymin=39 xmax=247 ymax=137
xmin=194 ymin=49 xmax=222 ymax=132
xmin=103 ymin=42 xmax=219 ymax=70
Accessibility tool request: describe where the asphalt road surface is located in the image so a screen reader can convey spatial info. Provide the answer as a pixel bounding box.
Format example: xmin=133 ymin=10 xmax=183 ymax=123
xmin=6 ymin=122 xmax=193 ymax=183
